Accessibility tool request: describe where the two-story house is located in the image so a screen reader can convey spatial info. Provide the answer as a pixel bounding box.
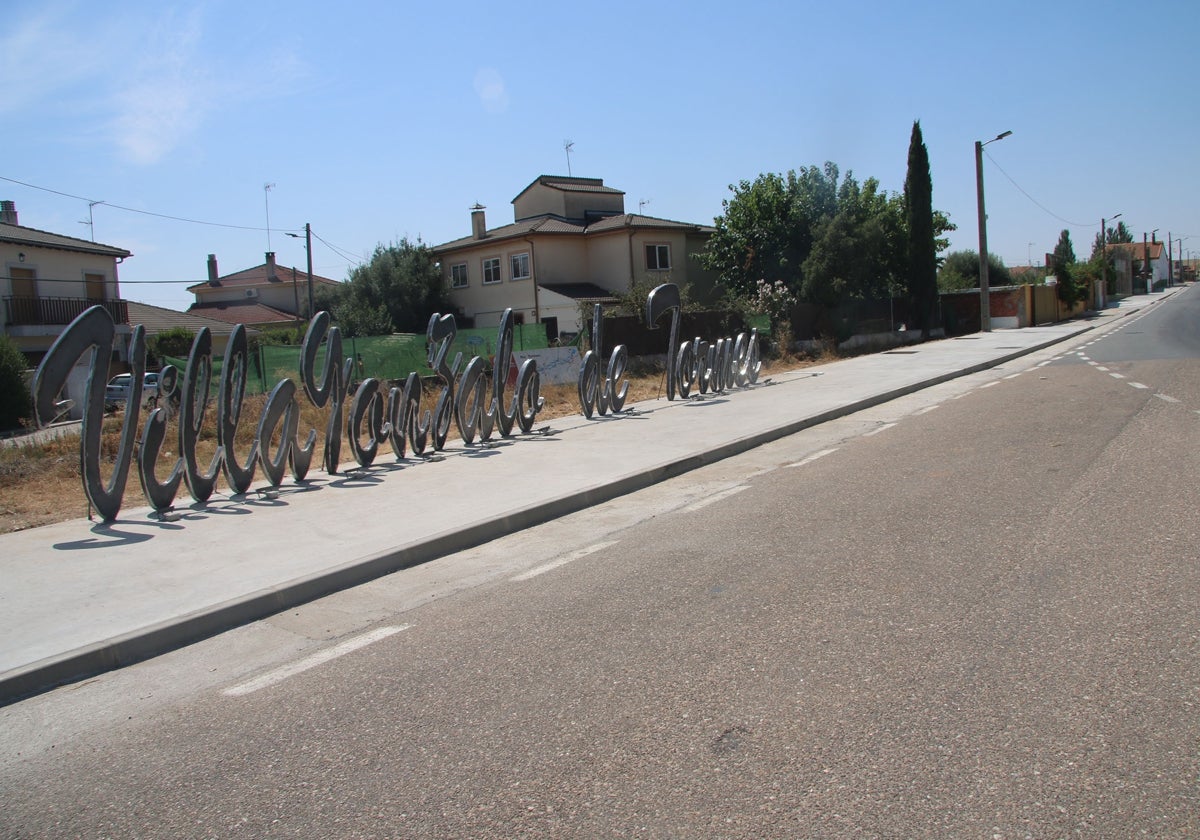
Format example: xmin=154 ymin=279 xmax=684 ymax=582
xmin=431 ymin=176 xmax=717 ymax=341
xmin=1 ymin=200 xmax=132 ymax=367
xmin=187 ymin=252 xmax=340 ymax=329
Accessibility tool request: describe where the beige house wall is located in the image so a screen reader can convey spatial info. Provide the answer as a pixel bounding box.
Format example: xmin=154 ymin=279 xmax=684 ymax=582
xmin=444 ymin=239 xmax=539 ymax=327
xmin=513 ymin=184 xmax=623 ymax=221
xmin=194 ymin=280 xmax=305 ymax=313
xmin=1 ymin=243 xmax=121 ymax=303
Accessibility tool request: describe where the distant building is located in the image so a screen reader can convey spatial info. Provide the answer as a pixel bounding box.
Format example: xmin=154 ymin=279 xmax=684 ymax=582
xmin=1105 ymin=241 xmax=1168 ymax=294
xmin=187 ymin=252 xmax=340 ymax=329
xmin=1 ymin=200 xmax=132 ymax=366
xmin=431 ymin=176 xmax=717 ymax=340
xmin=125 ymin=300 xmax=255 ymax=358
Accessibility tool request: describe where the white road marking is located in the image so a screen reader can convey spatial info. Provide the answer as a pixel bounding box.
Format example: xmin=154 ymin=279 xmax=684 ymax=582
xmin=223 ymin=625 xmax=411 ymax=697
xmin=1004 ymin=372 xmax=1022 ymax=379
xmin=1110 ymin=372 xmax=1126 ymax=379
xmin=979 ymin=381 xmax=999 ymax=389
xmin=914 ymin=405 xmax=940 ymax=415
xmin=510 ymin=540 xmax=619 ymax=582
xmin=1155 ymin=393 xmax=1180 ymax=403
xmin=863 ymin=422 xmax=898 ymax=437
xmin=784 ymin=448 xmax=838 ymax=469
xmin=680 ymin=484 xmax=750 ymax=513
xmin=1096 ymin=366 xmax=1109 ymax=372
xmin=1129 ymin=382 xmax=1149 ymax=390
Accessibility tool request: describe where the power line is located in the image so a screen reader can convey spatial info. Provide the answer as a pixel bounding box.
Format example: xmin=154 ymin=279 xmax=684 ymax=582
xmin=310 ymin=230 xmax=361 ymax=265
xmin=982 ymin=150 xmax=1091 ymax=228
xmin=0 ymin=174 xmax=298 ymax=233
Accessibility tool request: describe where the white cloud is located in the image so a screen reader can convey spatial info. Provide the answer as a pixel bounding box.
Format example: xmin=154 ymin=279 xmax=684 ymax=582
xmin=0 ymin=6 xmax=104 ymax=115
xmin=106 ymin=8 xmax=213 ymax=165
xmin=474 ymin=67 xmax=510 ymax=114
xmin=3 ymin=3 xmax=308 ymax=166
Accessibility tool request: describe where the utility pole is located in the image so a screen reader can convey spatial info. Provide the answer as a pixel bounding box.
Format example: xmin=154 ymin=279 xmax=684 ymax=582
xmin=975 ymin=130 xmax=1012 ymax=332
xmin=305 ymin=223 xmax=314 ymax=319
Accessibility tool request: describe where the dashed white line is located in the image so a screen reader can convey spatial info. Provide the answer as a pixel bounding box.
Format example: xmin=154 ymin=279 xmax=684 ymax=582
xmin=979 ymin=381 xmax=1000 ymax=389
xmin=784 ymin=448 xmax=838 ymax=469
xmin=1110 ymin=372 xmax=1126 ymax=379
xmin=1129 ymin=382 xmax=1149 ymax=390
xmin=1004 ymin=372 xmax=1022 ymax=380
xmin=223 ymin=625 xmax=412 ymax=697
xmin=1155 ymin=394 xmax=1180 ymax=403
xmin=914 ymin=405 xmax=940 ymax=415
xmin=681 ymin=484 xmax=750 ymax=513
xmin=1096 ymin=366 xmax=1109 ymax=372
xmin=511 ymin=540 xmax=620 ymax=582
xmin=863 ymin=422 xmax=898 ymax=437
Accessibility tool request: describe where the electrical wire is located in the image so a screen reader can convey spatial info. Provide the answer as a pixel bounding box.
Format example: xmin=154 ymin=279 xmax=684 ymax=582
xmin=982 ymin=150 xmax=1093 ymax=229
xmin=310 ymin=230 xmax=361 ymax=265
xmin=0 ymin=174 xmax=299 ymax=233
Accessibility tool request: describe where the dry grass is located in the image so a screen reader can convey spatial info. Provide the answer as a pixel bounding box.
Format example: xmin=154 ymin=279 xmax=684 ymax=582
xmin=0 ymin=353 xmax=822 ymax=534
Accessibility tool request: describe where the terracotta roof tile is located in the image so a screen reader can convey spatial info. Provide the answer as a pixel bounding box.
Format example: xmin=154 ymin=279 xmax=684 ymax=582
xmin=187 ymin=300 xmax=301 ymax=326
xmin=0 ymin=221 xmax=131 ymax=258
xmin=187 ymin=262 xmax=340 ymax=292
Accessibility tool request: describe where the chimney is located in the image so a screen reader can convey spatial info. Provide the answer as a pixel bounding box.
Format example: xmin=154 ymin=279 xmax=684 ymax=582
xmin=470 ymin=204 xmax=487 ymax=240
xmin=207 ymin=254 xmax=219 ymax=285
xmin=0 ymin=201 xmax=17 ymax=225
xmin=266 ymin=251 xmax=277 ymax=280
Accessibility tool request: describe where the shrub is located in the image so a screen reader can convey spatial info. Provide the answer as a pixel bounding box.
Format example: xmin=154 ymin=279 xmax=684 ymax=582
xmin=0 ymin=334 xmax=32 ymax=431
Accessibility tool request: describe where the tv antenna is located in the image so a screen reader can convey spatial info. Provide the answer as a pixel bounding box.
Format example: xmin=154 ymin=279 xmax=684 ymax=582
xmin=264 ymin=182 xmax=276 ymax=252
xmin=638 ymin=198 xmax=652 ymax=215
xmin=563 ymin=140 xmax=574 ymax=176
xmin=79 ymin=200 xmax=105 ymax=241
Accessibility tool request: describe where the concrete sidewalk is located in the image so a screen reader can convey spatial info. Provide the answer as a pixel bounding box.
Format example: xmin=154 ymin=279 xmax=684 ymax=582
xmin=0 ymin=293 xmax=1174 ymax=704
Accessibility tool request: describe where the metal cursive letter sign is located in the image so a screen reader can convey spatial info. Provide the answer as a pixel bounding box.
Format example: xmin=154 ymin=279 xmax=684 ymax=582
xmin=30 ymin=305 xmax=545 ymax=523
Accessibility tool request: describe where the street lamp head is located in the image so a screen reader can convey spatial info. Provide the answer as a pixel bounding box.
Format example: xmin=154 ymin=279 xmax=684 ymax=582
xmin=995 ymin=130 xmax=1013 ymax=141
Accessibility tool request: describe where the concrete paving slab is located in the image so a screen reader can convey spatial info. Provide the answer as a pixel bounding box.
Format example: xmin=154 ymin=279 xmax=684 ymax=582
xmin=0 ymin=292 xmax=1177 ymax=704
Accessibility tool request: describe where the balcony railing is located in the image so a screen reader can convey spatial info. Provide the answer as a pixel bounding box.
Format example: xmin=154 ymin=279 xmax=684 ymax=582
xmin=3 ymin=296 xmax=129 ymax=327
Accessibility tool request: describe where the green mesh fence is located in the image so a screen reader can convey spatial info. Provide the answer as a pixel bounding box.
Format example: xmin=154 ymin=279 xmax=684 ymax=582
xmin=163 ymin=324 xmax=549 ymax=396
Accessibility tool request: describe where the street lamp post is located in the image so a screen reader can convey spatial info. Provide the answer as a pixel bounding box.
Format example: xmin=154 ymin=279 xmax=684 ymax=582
xmin=286 ymin=223 xmax=315 ymax=319
xmin=1101 ymin=213 xmax=1121 ymax=301
xmin=976 ymin=130 xmax=1012 ymax=332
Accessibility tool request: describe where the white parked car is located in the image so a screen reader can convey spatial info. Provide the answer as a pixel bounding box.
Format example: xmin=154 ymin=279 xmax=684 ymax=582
xmin=104 ymin=372 xmax=161 ymax=411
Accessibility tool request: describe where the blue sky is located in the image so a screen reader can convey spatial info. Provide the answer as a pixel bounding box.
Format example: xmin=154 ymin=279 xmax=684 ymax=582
xmin=5 ymin=0 xmax=1198 ymax=311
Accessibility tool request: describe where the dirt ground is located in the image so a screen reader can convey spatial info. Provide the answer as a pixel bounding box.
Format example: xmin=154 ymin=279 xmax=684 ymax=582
xmin=0 ymin=357 xmax=815 ymax=534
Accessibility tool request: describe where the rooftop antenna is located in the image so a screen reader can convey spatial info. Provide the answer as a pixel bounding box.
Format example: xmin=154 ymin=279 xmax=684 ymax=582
xmin=563 ymin=140 xmax=574 ymax=176
xmin=79 ymin=200 xmax=105 ymax=241
xmin=264 ymin=182 xmax=276 ymax=252
xmin=639 ymin=198 xmax=652 ymax=215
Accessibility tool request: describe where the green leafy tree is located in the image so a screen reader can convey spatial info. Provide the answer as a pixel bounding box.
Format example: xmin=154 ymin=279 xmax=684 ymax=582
xmin=802 ymin=175 xmax=904 ymax=306
xmin=700 ymin=163 xmax=840 ymax=301
xmin=146 ymin=327 xmax=195 ymax=363
xmin=0 ymin=334 xmax=32 ymax=431
xmin=937 ymin=250 xmax=1012 ymax=291
xmin=336 ymin=238 xmax=452 ymax=335
xmin=904 ymin=120 xmax=938 ymax=335
xmin=1052 ymin=229 xmax=1076 ymax=268
xmin=1092 ymin=219 xmax=1134 ymax=257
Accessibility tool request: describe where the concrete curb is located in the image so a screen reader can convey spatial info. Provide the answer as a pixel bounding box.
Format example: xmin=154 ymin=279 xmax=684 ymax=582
xmin=0 ymin=324 xmax=1093 ymax=706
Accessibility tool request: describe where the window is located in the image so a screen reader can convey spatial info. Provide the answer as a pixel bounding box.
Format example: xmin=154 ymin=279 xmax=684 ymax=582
xmin=645 ymin=244 xmax=671 ymax=271
xmin=482 ymin=257 xmax=502 ymax=285
xmin=510 ymin=252 xmax=530 ymax=281
xmin=84 ymin=273 xmax=106 ymax=301
xmin=450 ymin=263 xmax=469 ymax=289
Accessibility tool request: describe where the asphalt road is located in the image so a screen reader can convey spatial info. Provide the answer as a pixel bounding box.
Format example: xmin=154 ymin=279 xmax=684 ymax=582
xmin=3 ymin=289 xmax=1199 ymax=838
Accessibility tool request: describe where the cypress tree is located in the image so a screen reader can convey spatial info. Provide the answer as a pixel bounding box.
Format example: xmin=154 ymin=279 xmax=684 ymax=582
xmin=904 ymin=120 xmax=937 ymax=337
